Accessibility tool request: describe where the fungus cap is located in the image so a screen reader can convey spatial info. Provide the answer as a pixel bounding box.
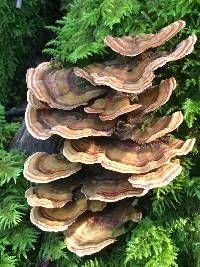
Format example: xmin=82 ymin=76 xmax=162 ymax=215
xmin=63 ymin=137 xmax=195 ymax=173
xmin=75 ymin=35 xmax=196 ymax=93
xmin=64 ymin=203 xmax=142 ymax=256
xmin=117 ymin=111 xmax=183 ymax=143
xmin=105 ymin=20 xmax=185 ymax=56
xmin=30 ymin=192 xmax=106 ymax=232
xmin=26 ymin=62 xmax=107 ymax=110
xmin=25 ymin=104 xmax=115 ymax=140
xmin=81 ymin=170 xmax=146 ymax=202
xmin=23 ymin=152 xmax=82 ymax=183
xmin=128 ymin=160 xmax=182 ymax=190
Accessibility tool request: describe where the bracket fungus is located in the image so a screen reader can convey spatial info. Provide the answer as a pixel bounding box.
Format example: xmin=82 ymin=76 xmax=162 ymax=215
xmin=116 ymin=111 xmax=183 ymax=143
xmin=23 ymin=21 xmax=197 ymax=256
xmin=25 ymin=104 xmax=115 ymax=140
xmin=27 ymin=90 xmax=49 ymax=109
xmin=63 ymin=137 xmax=195 ymax=174
xmin=104 ymin=20 xmax=185 ymax=56
xmin=27 ymin=62 xmax=107 ymax=110
xmin=81 ymin=170 xmax=146 ymax=202
xmin=23 ymin=152 xmax=82 ymax=183
xmin=84 ymin=92 xmax=142 ymax=121
xmin=128 ymin=160 xmax=182 ymax=190
xmin=30 ymin=192 xmax=106 ymax=232
xmin=64 ymin=203 xmax=142 ymax=256
xmin=25 ymin=177 xmax=82 ymax=208
xmin=75 ymin=35 xmax=196 ymax=93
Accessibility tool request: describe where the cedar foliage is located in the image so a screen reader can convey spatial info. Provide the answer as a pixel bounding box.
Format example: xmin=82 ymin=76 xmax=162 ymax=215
xmin=44 ymin=0 xmax=200 ymax=266
xmin=1 ymin=0 xmax=200 ymax=266
xmin=0 ymin=0 xmax=50 ymax=106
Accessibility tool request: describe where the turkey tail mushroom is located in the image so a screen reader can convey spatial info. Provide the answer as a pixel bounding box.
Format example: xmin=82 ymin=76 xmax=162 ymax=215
xmin=25 ymin=177 xmax=82 ymax=208
xmin=84 ymin=92 xmax=142 ymax=121
xmin=23 ymin=152 xmax=82 ymax=183
xmin=128 ymin=160 xmax=182 ymax=190
xmin=23 ymin=21 xmax=197 ymax=257
xmin=30 ymin=192 xmax=106 ymax=232
xmin=74 ymin=35 xmax=196 ymax=93
xmin=104 ymin=20 xmax=185 ymax=56
xmin=64 ymin=202 xmax=142 ymax=256
xmin=81 ymin=169 xmax=146 ymax=202
xmin=25 ymin=104 xmax=115 ymax=140
xmin=26 ymin=62 xmax=107 ymax=110
xmin=116 ymin=111 xmax=183 ymax=143
xmin=63 ymin=137 xmax=195 ymax=173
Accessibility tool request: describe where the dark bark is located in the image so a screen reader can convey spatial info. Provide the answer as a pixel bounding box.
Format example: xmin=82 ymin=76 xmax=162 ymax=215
xmin=5 ymin=105 xmax=26 ymax=121
xmin=9 ymin=122 xmax=64 ymax=156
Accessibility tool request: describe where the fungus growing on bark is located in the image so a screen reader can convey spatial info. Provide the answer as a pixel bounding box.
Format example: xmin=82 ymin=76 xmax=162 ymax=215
xmin=128 ymin=160 xmax=182 ymax=190
xmin=25 ymin=104 xmax=115 ymax=140
xmin=63 ymin=137 xmax=195 ymax=173
xmin=26 ymin=62 xmax=107 ymax=110
xmin=30 ymin=192 xmax=106 ymax=232
xmin=81 ymin=170 xmax=146 ymax=202
xmin=64 ymin=203 xmax=142 ymax=256
xmin=23 ymin=21 xmax=197 ymax=257
xmin=25 ymin=177 xmax=82 ymax=208
xmin=23 ymin=152 xmax=82 ymax=183
xmin=74 ymin=35 xmax=196 ymax=93
xmin=104 ymin=20 xmax=185 ymax=56
xmin=116 ymin=111 xmax=183 ymax=143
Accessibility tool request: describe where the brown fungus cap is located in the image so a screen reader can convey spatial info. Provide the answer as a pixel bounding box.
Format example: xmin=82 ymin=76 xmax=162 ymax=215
xmin=84 ymin=92 xmax=142 ymax=121
xmin=104 ymin=20 xmax=185 ymax=56
xmin=26 ymin=62 xmax=107 ymax=110
xmin=23 ymin=152 xmax=82 ymax=183
xmin=25 ymin=104 xmax=115 ymax=140
xmin=128 ymin=160 xmax=182 ymax=190
xmin=25 ymin=177 xmax=82 ymax=208
xmin=116 ymin=77 xmax=176 ymax=129
xmin=63 ymin=137 xmax=195 ymax=174
xmin=64 ymin=202 xmax=142 ymax=256
xmin=116 ymin=111 xmax=183 ymax=143
xmin=74 ymin=35 xmax=196 ymax=93
xmin=30 ymin=192 xmax=106 ymax=232
xmin=27 ymin=90 xmax=50 ymax=109
xmin=81 ymin=170 xmax=146 ymax=202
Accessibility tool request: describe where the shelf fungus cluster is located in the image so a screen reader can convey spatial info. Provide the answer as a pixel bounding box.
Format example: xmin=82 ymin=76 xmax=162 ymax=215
xmin=23 ymin=21 xmax=196 ymax=257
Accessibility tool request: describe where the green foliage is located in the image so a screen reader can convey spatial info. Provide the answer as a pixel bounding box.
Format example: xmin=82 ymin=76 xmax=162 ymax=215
xmin=126 ymin=218 xmax=178 ymax=267
xmin=0 ymin=0 xmax=50 ymax=106
xmin=183 ymin=99 xmax=200 ymax=128
xmin=0 ymin=105 xmax=20 ymax=149
xmin=0 ymin=0 xmax=200 ymax=266
xmin=38 ymin=233 xmax=68 ymax=261
xmin=45 ymin=0 xmax=199 ymax=63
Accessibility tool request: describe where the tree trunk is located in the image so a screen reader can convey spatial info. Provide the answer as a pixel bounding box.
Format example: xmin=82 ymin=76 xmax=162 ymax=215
xmin=9 ymin=122 xmax=64 ymax=155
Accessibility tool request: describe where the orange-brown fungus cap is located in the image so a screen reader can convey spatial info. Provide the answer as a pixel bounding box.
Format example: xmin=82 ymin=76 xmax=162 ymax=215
xmin=63 ymin=137 xmax=195 ymax=173
xmin=81 ymin=170 xmax=146 ymax=202
xmin=23 ymin=152 xmax=82 ymax=183
xmin=117 ymin=111 xmax=183 ymax=143
xmin=64 ymin=202 xmax=142 ymax=256
xmin=84 ymin=92 xmax=142 ymax=121
xmin=128 ymin=160 xmax=182 ymax=190
xmin=74 ymin=35 xmax=196 ymax=93
xmin=27 ymin=90 xmax=49 ymax=109
xmin=105 ymin=20 xmax=185 ymax=56
xmin=25 ymin=177 xmax=82 ymax=208
xmin=26 ymin=62 xmax=107 ymax=110
xmin=30 ymin=192 xmax=106 ymax=232
xmin=25 ymin=104 xmax=115 ymax=140
xmin=116 ymin=78 xmax=176 ymax=129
